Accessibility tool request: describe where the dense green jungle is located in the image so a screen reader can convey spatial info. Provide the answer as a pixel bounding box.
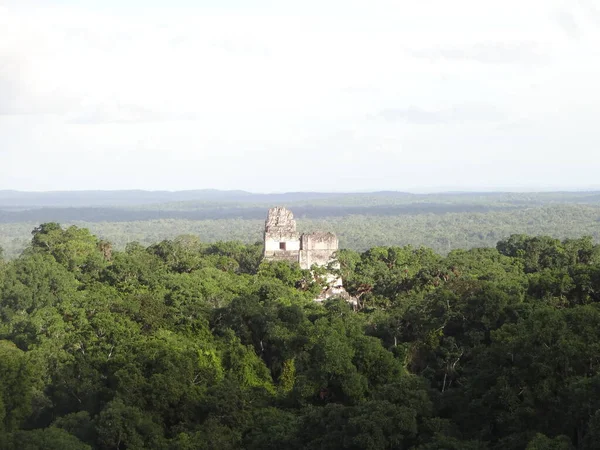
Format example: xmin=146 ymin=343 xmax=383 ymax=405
xmin=2 ymin=190 xmax=600 ymax=259
xmin=2 ymin=219 xmax=600 ymax=449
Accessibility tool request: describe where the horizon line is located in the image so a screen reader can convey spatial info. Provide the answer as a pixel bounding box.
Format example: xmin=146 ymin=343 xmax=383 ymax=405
xmin=2 ymin=187 xmax=600 ymax=195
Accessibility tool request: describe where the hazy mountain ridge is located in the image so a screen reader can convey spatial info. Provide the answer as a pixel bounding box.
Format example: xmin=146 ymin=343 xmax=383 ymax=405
xmin=2 ymin=189 xmax=600 ymax=210
xmin=0 ymin=189 xmax=255 ymax=207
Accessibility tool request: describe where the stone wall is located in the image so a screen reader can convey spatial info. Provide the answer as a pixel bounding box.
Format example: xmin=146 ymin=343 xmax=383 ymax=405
xmin=298 ymin=232 xmax=337 ymax=269
xmin=263 ymin=206 xmax=301 ymax=260
xmin=300 ymin=232 xmax=338 ymax=250
xmin=264 ymin=236 xmax=301 ymax=253
xmin=299 ymin=249 xmax=336 ymax=270
xmin=264 ymin=249 xmax=302 ymax=264
xmin=263 ymin=208 xmax=340 ymax=269
xmin=264 ymin=206 xmax=298 ymax=235
xmin=262 ymin=206 xmax=355 ymax=305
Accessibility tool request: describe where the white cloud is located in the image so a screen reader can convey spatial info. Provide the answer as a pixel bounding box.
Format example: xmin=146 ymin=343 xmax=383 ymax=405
xmin=556 ymin=10 xmax=581 ymax=39
xmin=0 ymin=0 xmax=599 ymax=191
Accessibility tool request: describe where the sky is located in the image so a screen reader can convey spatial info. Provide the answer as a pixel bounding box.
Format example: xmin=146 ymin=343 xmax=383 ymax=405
xmin=1 ymin=0 xmax=600 ymax=193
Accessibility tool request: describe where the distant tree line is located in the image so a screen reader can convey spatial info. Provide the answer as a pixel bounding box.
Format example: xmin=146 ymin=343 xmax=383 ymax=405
xmin=0 ymin=204 xmax=523 ymax=224
xmin=2 ymin=203 xmax=600 ymax=259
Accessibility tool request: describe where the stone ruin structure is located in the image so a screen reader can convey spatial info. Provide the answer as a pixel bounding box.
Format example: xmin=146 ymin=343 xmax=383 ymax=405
xmin=263 ymin=206 xmax=338 ymax=269
xmin=263 ymin=207 xmax=355 ymax=304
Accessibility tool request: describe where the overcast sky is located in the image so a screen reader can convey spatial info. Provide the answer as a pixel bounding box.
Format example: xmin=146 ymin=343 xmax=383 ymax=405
xmin=1 ymin=0 xmax=599 ymax=192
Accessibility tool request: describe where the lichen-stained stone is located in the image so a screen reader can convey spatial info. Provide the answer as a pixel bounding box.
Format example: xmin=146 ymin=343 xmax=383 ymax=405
xmin=263 ymin=206 xmax=356 ymax=305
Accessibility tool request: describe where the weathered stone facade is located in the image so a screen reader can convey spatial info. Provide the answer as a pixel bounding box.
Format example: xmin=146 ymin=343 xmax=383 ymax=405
xmin=263 ymin=206 xmax=302 ymax=264
xmin=263 ymin=207 xmax=338 ymax=270
xmin=263 ymin=207 xmax=355 ymax=304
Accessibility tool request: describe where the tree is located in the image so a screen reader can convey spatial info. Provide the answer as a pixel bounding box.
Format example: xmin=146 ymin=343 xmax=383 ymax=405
xmin=0 ymin=341 xmax=34 ymax=431
xmin=94 ymin=399 xmax=165 ymax=449
xmin=1 ymin=427 xmax=91 ymax=450
xmin=30 ymin=223 xmax=105 ymax=275
xmin=526 ymin=433 xmax=574 ymax=450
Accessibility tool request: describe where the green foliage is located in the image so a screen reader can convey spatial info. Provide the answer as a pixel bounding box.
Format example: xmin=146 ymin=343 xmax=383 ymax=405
xmin=94 ymin=399 xmax=165 ymax=449
xmin=31 ymin=223 xmax=106 ymax=276
xmin=1 ymin=225 xmax=600 ymax=448
xmin=0 ymin=427 xmax=91 ymax=450
xmin=0 ymin=341 xmax=34 ymax=431
xmin=279 ymin=358 xmax=296 ymax=393
xmin=526 ymin=433 xmax=574 ymax=450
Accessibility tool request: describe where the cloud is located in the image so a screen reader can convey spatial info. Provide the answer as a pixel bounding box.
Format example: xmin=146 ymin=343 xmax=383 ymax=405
xmin=0 ymin=74 xmax=76 ymax=116
xmin=411 ymin=42 xmax=550 ymax=66
xmin=211 ymin=38 xmax=271 ymax=57
xmin=578 ymin=0 xmax=600 ymax=27
xmin=68 ymin=103 xmax=198 ymax=125
xmin=376 ymin=105 xmax=505 ymax=125
xmin=494 ymin=118 xmax=536 ymax=132
xmin=0 ymin=76 xmax=21 ymax=115
xmin=556 ymin=11 xmax=581 ymax=39
xmin=2 ymin=0 xmax=600 ymax=192
xmin=377 ymin=107 xmax=445 ymax=125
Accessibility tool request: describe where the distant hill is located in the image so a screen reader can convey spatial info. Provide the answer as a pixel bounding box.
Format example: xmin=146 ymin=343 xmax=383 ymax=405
xmin=0 ymin=189 xmax=256 ymax=207
xmin=0 ymin=189 xmax=401 ymax=208
xmin=2 ymin=189 xmax=600 ymax=210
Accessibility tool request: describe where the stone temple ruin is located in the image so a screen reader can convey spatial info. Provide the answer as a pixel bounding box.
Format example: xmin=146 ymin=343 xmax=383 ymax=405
xmin=263 ymin=207 xmax=355 ymax=304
